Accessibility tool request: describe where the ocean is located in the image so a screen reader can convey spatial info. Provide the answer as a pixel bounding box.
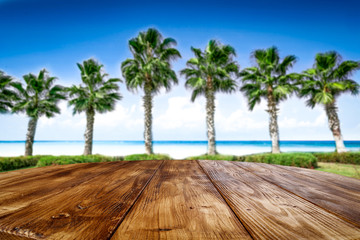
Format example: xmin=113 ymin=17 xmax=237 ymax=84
xmin=1 ymin=141 xmax=360 ymax=159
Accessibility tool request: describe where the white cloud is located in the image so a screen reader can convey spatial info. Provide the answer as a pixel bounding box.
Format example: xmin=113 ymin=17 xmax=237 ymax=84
xmin=95 ymin=104 xmax=142 ymax=128
xmin=215 ymin=95 xmax=268 ymax=132
xmin=38 ymin=102 xmax=84 ymax=128
xmin=216 ymin=109 xmax=267 ymax=131
xmin=38 ymin=117 xmax=55 ymax=126
xmin=154 ymin=96 xmax=268 ymax=133
xmin=38 ymin=101 xmax=143 ymax=131
xmin=154 ymin=97 xmax=204 ymax=129
xmin=279 ymin=110 xmax=327 ymax=129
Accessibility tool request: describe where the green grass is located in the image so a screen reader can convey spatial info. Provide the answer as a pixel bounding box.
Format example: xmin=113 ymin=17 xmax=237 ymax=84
xmin=186 ymin=154 xmax=238 ymax=161
xmin=243 ymin=152 xmax=318 ymax=168
xmin=5 ymin=151 xmax=360 ymax=172
xmin=0 ymin=156 xmax=41 ymax=171
xmin=123 ymin=153 xmax=172 ymax=161
xmin=313 ymin=152 xmax=360 ymax=164
xmin=317 ymin=162 xmax=360 ymax=179
xmin=0 ymin=154 xmax=173 ymax=172
xmin=186 ymin=152 xmax=318 ymax=168
xmin=36 ymin=154 xmax=123 ymax=167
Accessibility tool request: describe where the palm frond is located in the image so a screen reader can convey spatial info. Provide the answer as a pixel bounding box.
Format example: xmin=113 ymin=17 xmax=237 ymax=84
xmin=332 ymin=60 xmax=360 ymax=80
xmin=12 ymin=69 xmax=66 ymax=118
xmin=241 ymin=46 xmax=297 ymax=109
xmin=69 ymin=59 xmax=122 ymax=114
xmin=0 ymin=71 xmax=18 ymax=113
xmin=121 ymin=28 xmax=180 ymax=95
xmin=299 ymin=51 xmax=359 ymax=106
xmin=181 ymin=40 xmax=239 ymax=102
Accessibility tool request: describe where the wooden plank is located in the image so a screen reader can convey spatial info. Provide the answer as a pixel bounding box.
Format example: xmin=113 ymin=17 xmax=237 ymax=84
xmin=0 ymin=163 xmax=85 ymax=186
xmin=0 ymin=162 xmax=128 ymax=217
xmin=199 ymin=160 xmax=360 ymax=240
xmin=0 ymin=160 xmax=162 ymax=240
xmin=0 ymin=232 xmax=31 ymax=240
xmin=112 ymin=160 xmax=252 ymax=240
xmin=237 ymin=162 xmax=360 ymax=226
xmin=277 ymin=164 xmax=360 ymax=192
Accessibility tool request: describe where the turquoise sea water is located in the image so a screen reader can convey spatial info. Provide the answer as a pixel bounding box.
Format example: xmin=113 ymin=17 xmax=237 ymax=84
xmin=0 ymin=141 xmax=360 ymax=159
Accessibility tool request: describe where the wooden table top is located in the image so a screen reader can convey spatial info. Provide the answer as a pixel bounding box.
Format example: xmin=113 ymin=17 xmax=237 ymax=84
xmin=0 ymin=160 xmax=359 ymax=239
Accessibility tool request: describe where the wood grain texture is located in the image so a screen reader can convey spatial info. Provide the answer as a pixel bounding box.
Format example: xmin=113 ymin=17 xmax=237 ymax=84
xmin=199 ymin=160 xmax=360 ymax=240
xmin=1 ymin=160 xmax=360 ymax=240
xmin=277 ymin=164 xmax=360 ymax=192
xmin=0 ymin=231 xmax=32 ymax=240
xmin=112 ymin=160 xmax=252 ymax=240
xmin=0 ymin=162 xmax=119 ymax=217
xmin=0 ymin=160 xmax=162 ymax=240
xmin=237 ymin=162 xmax=360 ymax=226
xmin=0 ymin=163 xmax=83 ymax=186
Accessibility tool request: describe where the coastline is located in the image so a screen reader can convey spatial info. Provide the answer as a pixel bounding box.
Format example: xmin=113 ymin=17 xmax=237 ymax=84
xmin=1 ymin=140 xmax=360 ymax=159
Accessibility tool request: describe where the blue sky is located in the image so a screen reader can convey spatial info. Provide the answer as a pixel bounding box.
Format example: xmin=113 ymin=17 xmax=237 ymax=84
xmin=0 ymin=0 xmax=359 ymax=141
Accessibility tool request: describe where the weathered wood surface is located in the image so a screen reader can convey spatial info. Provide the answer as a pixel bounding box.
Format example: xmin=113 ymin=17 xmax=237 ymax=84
xmin=278 ymin=164 xmax=360 ymax=192
xmin=0 ymin=162 xmax=122 ymax=215
xmin=0 ymin=163 xmax=82 ymax=186
xmin=113 ymin=160 xmax=251 ymax=239
xmin=0 ymin=161 xmax=162 ymax=239
xmin=0 ymin=160 xmax=359 ymax=240
xmin=199 ymin=160 xmax=360 ymax=240
xmin=237 ymin=162 xmax=360 ymax=226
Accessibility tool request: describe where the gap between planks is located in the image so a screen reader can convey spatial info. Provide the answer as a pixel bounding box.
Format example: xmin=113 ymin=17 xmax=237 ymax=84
xmin=195 ymin=160 xmax=255 ymax=240
xmin=111 ymin=160 xmax=252 ymax=239
xmin=199 ymin=160 xmax=360 ymax=240
xmin=236 ymin=162 xmax=360 ymax=228
xmin=0 ymin=161 xmax=163 ymax=239
xmin=106 ymin=160 xmax=165 ymax=240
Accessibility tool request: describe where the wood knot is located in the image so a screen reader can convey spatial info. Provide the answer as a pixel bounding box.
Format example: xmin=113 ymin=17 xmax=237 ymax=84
xmin=52 ymin=212 xmax=70 ymax=219
xmin=77 ymin=204 xmax=86 ymax=210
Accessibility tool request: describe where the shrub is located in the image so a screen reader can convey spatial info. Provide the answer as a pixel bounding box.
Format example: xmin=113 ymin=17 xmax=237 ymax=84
xmin=36 ymin=155 xmax=123 ymax=167
xmin=186 ymin=154 xmax=237 ymax=161
xmin=244 ymin=152 xmax=318 ymax=168
xmin=0 ymin=156 xmax=40 ymax=171
xmin=124 ymin=154 xmax=171 ymax=161
xmin=313 ymin=152 xmax=360 ymax=164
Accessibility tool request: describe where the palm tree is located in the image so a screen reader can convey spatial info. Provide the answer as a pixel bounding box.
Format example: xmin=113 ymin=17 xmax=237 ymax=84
xmin=240 ymin=46 xmax=298 ymax=153
xmin=0 ymin=70 xmax=18 ymax=114
xmin=121 ymin=28 xmax=181 ymax=154
xmin=180 ymin=40 xmax=239 ymax=155
xmin=12 ymin=69 xmax=66 ymax=156
xmin=298 ymin=51 xmax=359 ymax=153
xmin=68 ymin=59 xmax=121 ymax=155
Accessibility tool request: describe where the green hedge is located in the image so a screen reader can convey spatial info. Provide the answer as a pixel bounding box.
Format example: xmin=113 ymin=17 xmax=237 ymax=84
xmin=123 ymin=154 xmax=172 ymax=161
xmin=186 ymin=154 xmax=238 ymax=161
xmin=186 ymin=153 xmax=317 ymax=168
xmin=244 ymin=153 xmax=318 ymax=168
xmin=36 ymin=155 xmax=123 ymax=167
xmin=9 ymin=151 xmax=357 ymax=172
xmin=0 ymin=156 xmax=40 ymax=171
xmin=313 ymin=152 xmax=360 ymax=164
xmin=0 ymin=154 xmax=171 ymax=172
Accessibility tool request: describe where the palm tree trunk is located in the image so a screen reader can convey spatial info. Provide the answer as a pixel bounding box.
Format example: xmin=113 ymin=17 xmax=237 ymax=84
xmin=206 ymin=90 xmax=216 ymax=155
xmin=25 ymin=117 xmax=38 ymax=156
xmin=325 ymin=103 xmax=346 ymax=153
xmin=267 ymin=88 xmax=280 ymax=153
xmin=83 ymin=108 xmax=95 ymax=155
xmin=143 ymin=87 xmax=153 ymax=155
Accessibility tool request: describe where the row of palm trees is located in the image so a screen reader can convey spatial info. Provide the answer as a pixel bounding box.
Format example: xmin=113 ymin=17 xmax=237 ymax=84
xmin=1 ymin=28 xmax=359 ymax=156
